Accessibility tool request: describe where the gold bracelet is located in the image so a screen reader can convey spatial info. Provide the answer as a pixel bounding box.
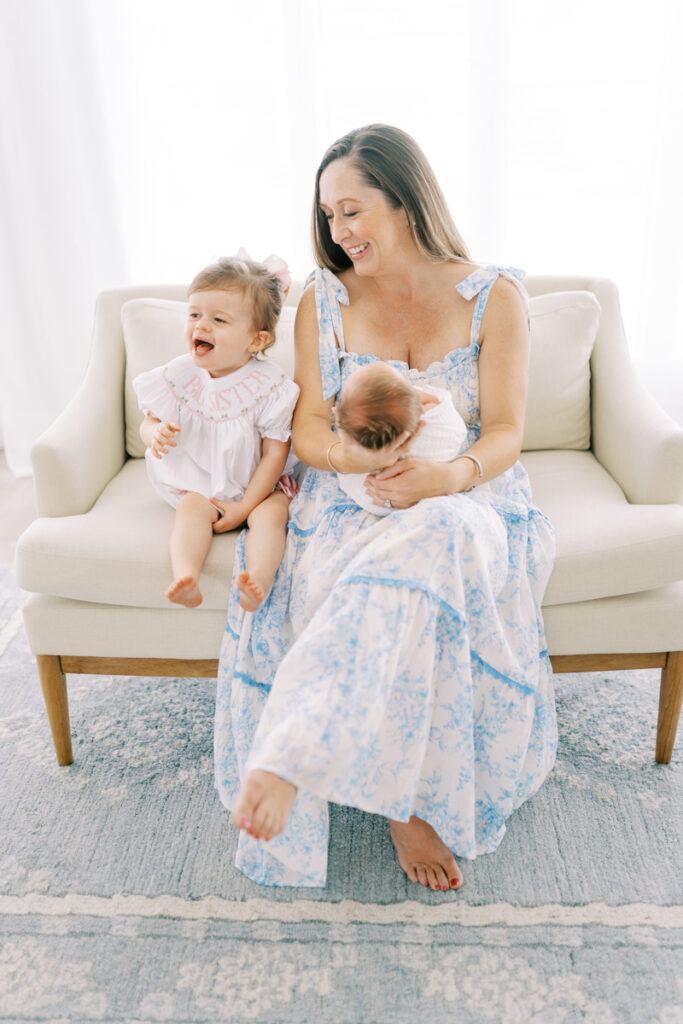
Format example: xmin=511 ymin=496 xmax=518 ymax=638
xmin=326 ymin=440 xmax=343 ymax=472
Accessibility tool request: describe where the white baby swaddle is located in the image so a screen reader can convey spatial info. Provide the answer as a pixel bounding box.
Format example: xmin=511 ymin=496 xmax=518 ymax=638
xmin=337 ymin=384 xmax=468 ymax=516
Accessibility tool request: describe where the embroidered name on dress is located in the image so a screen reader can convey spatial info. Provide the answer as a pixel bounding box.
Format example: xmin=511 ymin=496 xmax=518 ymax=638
xmin=163 ymin=365 xmax=285 ymax=421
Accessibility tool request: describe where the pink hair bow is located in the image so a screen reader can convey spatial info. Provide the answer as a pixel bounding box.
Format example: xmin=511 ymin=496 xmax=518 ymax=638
xmin=235 ymin=246 xmax=292 ymax=294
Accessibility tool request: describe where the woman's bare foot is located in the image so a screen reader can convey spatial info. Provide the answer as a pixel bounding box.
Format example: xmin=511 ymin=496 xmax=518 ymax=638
xmin=231 ymin=769 xmax=298 ymax=841
xmin=389 ymin=815 xmax=463 ymax=892
xmin=236 ymin=570 xmax=266 ymax=612
xmin=165 ymin=575 xmax=203 ymax=608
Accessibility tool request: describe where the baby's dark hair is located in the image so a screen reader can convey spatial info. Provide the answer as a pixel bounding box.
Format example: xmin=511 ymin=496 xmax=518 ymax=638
xmin=188 ymin=256 xmax=283 ymax=351
xmin=336 ymin=364 xmax=422 ymax=450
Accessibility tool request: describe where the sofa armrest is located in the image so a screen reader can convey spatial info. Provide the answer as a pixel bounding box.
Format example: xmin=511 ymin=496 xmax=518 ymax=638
xmin=32 ymin=291 xmax=127 ymax=517
xmin=590 ymin=279 xmax=683 ymax=505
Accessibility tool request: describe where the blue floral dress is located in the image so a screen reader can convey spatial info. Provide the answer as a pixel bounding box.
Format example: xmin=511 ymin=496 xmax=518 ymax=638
xmin=215 ymin=264 xmax=557 ymax=887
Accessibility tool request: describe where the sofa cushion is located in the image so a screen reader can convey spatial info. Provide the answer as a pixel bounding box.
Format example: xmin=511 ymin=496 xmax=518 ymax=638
xmin=523 ymin=291 xmax=600 ymax=451
xmin=15 ymin=459 xmax=235 ymax=611
xmin=16 ymin=448 xmax=683 ymax=614
xmin=122 ymin=299 xmax=297 ymax=458
xmin=522 ymin=449 xmax=683 ymax=605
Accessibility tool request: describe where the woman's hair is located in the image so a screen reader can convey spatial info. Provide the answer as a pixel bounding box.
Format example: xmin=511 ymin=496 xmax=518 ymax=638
xmin=336 ymin=364 xmax=422 ymax=451
xmin=188 ymin=257 xmax=283 ymax=351
xmin=312 ymin=124 xmax=470 ymax=272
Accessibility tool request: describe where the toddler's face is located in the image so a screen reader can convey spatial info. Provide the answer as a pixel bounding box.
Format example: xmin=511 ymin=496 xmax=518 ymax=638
xmin=186 ymin=289 xmax=265 ymax=377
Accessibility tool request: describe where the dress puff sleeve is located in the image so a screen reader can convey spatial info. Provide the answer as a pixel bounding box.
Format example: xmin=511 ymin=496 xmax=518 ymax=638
xmin=255 ymin=376 xmax=301 ymax=443
xmin=132 ymin=364 xmax=180 ymax=423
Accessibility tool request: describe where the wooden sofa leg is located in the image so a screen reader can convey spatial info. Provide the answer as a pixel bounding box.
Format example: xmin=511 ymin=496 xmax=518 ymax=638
xmin=656 ymin=651 xmax=683 ymax=764
xmin=36 ymin=655 xmax=73 ymax=766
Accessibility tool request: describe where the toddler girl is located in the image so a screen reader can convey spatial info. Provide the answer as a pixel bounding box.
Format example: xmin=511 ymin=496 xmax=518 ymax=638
xmin=332 ymin=361 xmax=470 ymax=514
xmin=134 ymin=254 xmax=299 ymax=612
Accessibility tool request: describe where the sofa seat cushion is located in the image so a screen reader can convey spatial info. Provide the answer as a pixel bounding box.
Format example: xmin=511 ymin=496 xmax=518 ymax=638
xmin=17 ymin=451 xmax=683 ymax=614
xmin=16 ymin=459 xmax=236 ymax=611
xmin=522 ymin=449 xmax=683 ymax=606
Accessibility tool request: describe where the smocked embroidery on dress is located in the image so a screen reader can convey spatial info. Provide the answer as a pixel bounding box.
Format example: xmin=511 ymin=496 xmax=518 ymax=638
xmin=214 ymin=265 xmax=557 ymax=888
xmin=133 ymin=354 xmax=299 ymax=509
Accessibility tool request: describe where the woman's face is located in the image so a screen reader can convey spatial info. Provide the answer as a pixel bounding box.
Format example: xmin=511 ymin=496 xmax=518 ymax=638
xmin=318 ymin=158 xmax=412 ymax=276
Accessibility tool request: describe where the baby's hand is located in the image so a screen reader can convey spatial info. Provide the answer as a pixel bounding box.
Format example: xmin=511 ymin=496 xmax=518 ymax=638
xmin=150 ymin=422 xmax=181 ymax=459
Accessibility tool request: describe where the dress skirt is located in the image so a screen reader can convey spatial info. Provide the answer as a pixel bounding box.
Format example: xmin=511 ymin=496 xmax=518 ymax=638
xmin=215 ymin=464 xmax=557 ymax=887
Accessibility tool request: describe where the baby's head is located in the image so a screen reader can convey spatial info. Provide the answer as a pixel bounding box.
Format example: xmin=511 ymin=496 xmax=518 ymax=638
xmin=335 ymin=362 xmax=421 ymax=450
xmin=188 ymin=256 xmax=284 ymax=352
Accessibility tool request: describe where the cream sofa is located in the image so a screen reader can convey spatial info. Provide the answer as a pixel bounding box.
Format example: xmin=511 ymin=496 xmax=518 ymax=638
xmin=15 ymin=275 xmax=683 ymax=766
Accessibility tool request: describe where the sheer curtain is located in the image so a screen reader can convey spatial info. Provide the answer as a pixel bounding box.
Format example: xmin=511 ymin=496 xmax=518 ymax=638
xmin=0 ymin=0 xmax=127 ymax=476
xmin=1 ymin=0 xmax=681 ymax=475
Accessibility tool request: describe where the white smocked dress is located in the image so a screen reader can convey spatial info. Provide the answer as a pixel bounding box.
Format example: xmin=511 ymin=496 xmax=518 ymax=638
xmin=133 ymin=354 xmax=300 ymax=508
xmin=214 ymin=265 xmax=557 ymax=888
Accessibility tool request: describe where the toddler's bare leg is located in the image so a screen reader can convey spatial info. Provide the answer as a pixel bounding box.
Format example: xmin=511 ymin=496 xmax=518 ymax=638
xmin=237 ymin=491 xmax=290 ymax=612
xmin=166 ymin=492 xmax=219 ymax=607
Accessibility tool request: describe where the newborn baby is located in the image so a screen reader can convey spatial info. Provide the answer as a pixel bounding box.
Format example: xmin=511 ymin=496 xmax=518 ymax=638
xmin=334 ymin=361 xmax=469 ymax=515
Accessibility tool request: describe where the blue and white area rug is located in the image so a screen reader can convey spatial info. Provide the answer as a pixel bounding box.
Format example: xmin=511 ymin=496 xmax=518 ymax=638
xmin=1 ymin=565 xmax=682 ymax=1023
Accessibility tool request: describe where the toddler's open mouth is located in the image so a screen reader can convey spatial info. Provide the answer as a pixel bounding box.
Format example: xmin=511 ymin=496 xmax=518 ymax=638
xmin=193 ymin=340 xmax=214 ymax=355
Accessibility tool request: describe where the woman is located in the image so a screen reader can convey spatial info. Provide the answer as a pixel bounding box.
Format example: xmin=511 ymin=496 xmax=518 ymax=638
xmin=215 ymin=124 xmax=557 ymax=890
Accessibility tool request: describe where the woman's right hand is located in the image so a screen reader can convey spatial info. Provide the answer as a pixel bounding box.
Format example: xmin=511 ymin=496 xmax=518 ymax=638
xmin=149 ymin=421 xmax=181 ymax=459
xmin=329 ymin=429 xmax=413 ymax=475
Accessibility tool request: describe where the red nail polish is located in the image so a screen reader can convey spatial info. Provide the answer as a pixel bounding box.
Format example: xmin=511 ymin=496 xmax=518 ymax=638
xmin=451 ymin=878 xmax=459 ymax=887
xmin=241 ymin=816 xmax=251 ymax=829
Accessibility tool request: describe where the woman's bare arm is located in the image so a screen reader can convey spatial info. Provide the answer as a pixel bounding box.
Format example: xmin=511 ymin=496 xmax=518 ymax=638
xmin=468 ymin=276 xmax=529 ymax=473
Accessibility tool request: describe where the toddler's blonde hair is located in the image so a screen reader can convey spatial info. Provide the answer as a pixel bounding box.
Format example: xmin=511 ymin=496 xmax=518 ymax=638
xmin=189 ymin=256 xmax=283 ymax=351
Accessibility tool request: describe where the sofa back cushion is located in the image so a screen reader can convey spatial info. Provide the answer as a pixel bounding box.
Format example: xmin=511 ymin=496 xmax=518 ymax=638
xmin=122 ymin=287 xmax=600 ymax=458
xmin=523 ymin=290 xmax=601 ymax=451
xmin=122 ymin=299 xmax=296 ymax=458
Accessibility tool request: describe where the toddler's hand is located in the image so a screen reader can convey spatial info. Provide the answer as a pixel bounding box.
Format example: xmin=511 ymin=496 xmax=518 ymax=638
xmin=150 ymin=422 xmax=181 ymax=459
xmin=211 ymin=498 xmax=248 ymax=533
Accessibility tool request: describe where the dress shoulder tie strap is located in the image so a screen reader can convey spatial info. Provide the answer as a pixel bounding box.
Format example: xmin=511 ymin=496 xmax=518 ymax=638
xmin=456 ymin=265 xmax=529 ymax=348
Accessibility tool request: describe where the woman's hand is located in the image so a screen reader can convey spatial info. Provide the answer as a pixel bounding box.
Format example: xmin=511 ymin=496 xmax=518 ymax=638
xmin=364 ymin=456 xmax=475 ymax=509
xmin=331 ymin=430 xmax=414 ymax=475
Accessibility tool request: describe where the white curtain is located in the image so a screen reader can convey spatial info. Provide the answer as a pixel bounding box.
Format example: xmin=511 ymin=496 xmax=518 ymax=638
xmin=0 ymin=0 xmax=127 ymax=476
xmin=1 ymin=0 xmax=681 ymax=475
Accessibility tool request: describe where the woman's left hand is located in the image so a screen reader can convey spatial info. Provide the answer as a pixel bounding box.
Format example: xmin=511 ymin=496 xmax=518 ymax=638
xmin=365 ymin=456 xmax=476 ymax=508
xmin=364 ymin=458 xmax=441 ymax=509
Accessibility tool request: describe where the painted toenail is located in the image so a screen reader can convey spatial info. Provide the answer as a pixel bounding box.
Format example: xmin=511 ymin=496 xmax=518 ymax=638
xmin=451 ymin=878 xmax=459 ymax=886
xmin=241 ymin=816 xmax=251 ymax=829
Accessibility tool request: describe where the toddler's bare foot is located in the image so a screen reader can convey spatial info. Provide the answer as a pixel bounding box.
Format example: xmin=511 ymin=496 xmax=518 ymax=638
xmin=231 ymin=769 xmax=298 ymax=841
xmin=389 ymin=815 xmax=463 ymax=892
xmin=237 ymin=570 xmax=266 ymax=612
xmin=165 ymin=575 xmax=203 ymax=608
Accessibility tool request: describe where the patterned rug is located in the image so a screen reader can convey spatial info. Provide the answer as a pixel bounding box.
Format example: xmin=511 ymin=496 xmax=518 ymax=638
xmin=1 ymin=565 xmax=682 ymax=1024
